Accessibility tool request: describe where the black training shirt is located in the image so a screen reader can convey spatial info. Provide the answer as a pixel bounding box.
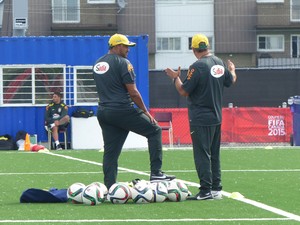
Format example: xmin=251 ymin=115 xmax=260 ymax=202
xmin=182 ymin=55 xmax=234 ymax=126
xmin=93 ymin=53 xmax=136 ymax=108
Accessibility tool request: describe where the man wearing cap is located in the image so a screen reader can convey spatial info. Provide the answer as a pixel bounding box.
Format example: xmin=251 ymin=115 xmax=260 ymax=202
xmin=92 ymin=33 xmax=175 ymax=189
xmin=165 ymin=34 xmax=237 ymax=200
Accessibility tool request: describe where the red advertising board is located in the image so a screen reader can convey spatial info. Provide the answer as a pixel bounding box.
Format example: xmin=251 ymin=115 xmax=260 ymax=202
xmin=150 ymin=108 xmax=292 ymax=145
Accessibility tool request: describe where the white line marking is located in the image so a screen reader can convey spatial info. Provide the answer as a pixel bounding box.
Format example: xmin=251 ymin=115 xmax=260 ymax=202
xmin=226 ymin=196 xmax=300 ymax=222
xmin=0 ymin=218 xmax=292 ymax=223
xmin=41 ymin=152 xmax=300 ymax=222
xmin=221 ymin=169 xmax=300 ymax=172
xmin=45 ymin=152 xmax=150 ymax=177
xmin=162 ymin=169 xmax=300 ymax=173
xmin=0 ymin=172 xmax=102 ymax=175
xmin=1 ymin=169 xmax=300 ymax=176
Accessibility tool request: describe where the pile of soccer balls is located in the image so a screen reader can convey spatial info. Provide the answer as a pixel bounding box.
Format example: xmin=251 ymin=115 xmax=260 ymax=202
xmin=67 ymin=179 xmax=189 ymax=205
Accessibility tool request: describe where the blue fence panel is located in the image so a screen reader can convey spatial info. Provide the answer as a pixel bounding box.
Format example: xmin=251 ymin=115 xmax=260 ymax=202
xmin=0 ymin=35 xmax=149 ymax=144
xmin=0 ymin=36 xmax=107 ymax=65
xmin=0 ymin=35 xmax=147 ymax=68
xmin=0 ymin=107 xmax=44 ymax=142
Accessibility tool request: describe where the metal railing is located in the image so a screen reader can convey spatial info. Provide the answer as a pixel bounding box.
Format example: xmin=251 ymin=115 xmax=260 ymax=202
xmin=0 ymin=64 xmax=97 ymax=106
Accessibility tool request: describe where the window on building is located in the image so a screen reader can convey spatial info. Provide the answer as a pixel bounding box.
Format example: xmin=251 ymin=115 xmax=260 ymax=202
xmin=292 ymin=35 xmax=300 ymax=58
xmin=257 ymin=35 xmax=284 ymax=52
xmin=157 ymin=37 xmax=181 ymax=51
xmin=87 ymin=0 xmax=115 ymax=3
xmin=0 ymin=65 xmax=65 ymax=105
xmin=156 ymin=0 xmax=212 ymax=3
xmin=52 ymin=0 xmax=80 ymax=23
xmin=256 ymin=0 xmax=284 ymax=3
xmin=291 ymin=0 xmax=300 ymax=21
xmin=74 ymin=66 xmax=98 ymax=105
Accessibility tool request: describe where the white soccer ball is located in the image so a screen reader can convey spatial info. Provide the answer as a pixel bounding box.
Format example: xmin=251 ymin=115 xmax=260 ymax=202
xmin=90 ymin=182 xmax=108 ymax=197
xmin=82 ymin=184 xmax=105 ymax=205
xmin=67 ymin=182 xmax=86 ymax=204
xmin=107 ymin=183 xmax=131 ymax=204
xmin=175 ymin=180 xmax=189 ymax=201
xmin=167 ymin=180 xmax=189 ymax=202
xmin=150 ymin=182 xmax=168 ymax=203
xmin=131 ymin=182 xmax=153 ymax=204
xmin=167 ymin=180 xmax=182 ymax=202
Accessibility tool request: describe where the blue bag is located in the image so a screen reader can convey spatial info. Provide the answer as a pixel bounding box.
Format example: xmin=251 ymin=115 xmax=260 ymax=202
xmin=20 ymin=188 xmax=68 ymax=203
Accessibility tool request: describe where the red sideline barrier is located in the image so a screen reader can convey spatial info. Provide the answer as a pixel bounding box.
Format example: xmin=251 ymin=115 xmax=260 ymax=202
xmin=150 ymin=108 xmax=292 ymax=145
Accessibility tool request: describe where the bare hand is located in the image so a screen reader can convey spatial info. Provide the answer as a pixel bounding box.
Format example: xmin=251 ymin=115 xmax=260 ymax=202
xmin=227 ymin=60 xmax=237 ymax=83
xmin=227 ymin=60 xmax=235 ymax=72
xmin=165 ymin=66 xmax=181 ymax=79
xmin=144 ymin=111 xmax=157 ymax=124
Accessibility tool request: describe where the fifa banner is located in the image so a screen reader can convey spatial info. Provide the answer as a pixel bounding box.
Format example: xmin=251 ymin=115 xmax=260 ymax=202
xmin=151 ymin=108 xmax=292 ymax=145
xmin=221 ymin=107 xmax=292 ymax=143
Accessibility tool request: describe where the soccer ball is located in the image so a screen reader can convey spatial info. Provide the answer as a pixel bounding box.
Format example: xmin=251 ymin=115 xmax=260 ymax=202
xmin=175 ymin=180 xmax=189 ymax=201
xmin=150 ymin=182 xmax=168 ymax=203
xmin=107 ymin=183 xmax=131 ymax=204
xmin=167 ymin=180 xmax=189 ymax=202
xmin=166 ymin=180 xmax=182 ymax=202
xmin=90 ymin=182 xmax=108 ymax=197
xmin=131 ymin=182 xmax=153 ymax=204
xmin=67 ymin=182 xmax=85 ymax=204
xmin=82 ymin=184 xmax=105 ymax=205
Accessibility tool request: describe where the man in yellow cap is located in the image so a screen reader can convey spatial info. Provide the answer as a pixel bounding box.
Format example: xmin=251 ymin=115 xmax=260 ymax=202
xmin=165 ymin=34 xmax=237 ymax=200
xmin=92 ymin=33 xmax=175 ymax=189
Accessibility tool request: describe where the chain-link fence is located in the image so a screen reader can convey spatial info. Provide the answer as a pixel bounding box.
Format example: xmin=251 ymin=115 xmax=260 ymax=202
xmin=0 ymin=64 xmax=298 ymax=147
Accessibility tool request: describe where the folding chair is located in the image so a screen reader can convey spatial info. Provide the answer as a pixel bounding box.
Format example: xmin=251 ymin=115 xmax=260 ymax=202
xmin=48 ymin=125 xmax=68 ymax=150
xmin=154 ymin=112 xmax=173 ymax=148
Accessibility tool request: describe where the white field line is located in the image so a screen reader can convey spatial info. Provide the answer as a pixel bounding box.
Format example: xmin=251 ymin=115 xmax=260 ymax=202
xmin=0 ymin=171 xmax=102 ymax=175
xmin=206 ymin=169 xmax=300 ymax=172
xmin=1 ymin=169 xmax=300 ymax=176
xmin=0 ymin=218 xmax=293 ymax=223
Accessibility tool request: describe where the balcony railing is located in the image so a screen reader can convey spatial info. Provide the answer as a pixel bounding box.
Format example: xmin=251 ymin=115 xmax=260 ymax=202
xmin=258 ymin=58 xmax=300 ymax=68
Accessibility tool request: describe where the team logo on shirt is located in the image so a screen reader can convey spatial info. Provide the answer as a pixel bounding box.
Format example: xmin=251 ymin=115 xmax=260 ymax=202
xmin=187 ymin=69 xmax=195 ymax=80
xmin=210 ymin=65 xmax=225 ymax=78
xmin=127 ymin=63 xmax=134 ymax=72
xmin=93 ymin=62 xmax=109 ymax=74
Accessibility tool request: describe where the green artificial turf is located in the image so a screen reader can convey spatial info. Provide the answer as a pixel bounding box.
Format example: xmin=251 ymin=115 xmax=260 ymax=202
xmin=0 ymin=147 xmax=299 ymax=224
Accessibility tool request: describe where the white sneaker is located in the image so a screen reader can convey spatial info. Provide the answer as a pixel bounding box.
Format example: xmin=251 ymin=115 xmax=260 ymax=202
xmin=211 ymin=190 xmax=222 ymax=200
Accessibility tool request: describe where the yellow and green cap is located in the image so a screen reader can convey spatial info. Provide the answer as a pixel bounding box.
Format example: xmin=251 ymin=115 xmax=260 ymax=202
xmin=191 ymin=34 xmax=209 ymax=50
xmin=109 ymin=34 xmax=136 ymax=47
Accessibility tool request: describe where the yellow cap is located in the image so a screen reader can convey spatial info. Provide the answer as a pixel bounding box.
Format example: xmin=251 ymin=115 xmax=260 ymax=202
xmin=191 ymin=34 xmax=209 ymax=50
xmin=109 ymin=34 xmax=136 ymax=47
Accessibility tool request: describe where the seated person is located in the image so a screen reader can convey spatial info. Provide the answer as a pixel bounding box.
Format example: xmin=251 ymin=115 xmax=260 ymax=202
xmin=45 ymin=92 xmax=70 ymax=150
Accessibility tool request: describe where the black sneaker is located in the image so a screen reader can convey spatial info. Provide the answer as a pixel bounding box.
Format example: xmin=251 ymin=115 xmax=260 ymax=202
xmin=56 ymin=144 xmax=62 ymax=150
xmin=131 ymin=178 xmax=141 ymax=185
xmin=187 ymin=191 xmax=213 ymax=200
xmin=150 ymin=171 xmax=176 ymax=182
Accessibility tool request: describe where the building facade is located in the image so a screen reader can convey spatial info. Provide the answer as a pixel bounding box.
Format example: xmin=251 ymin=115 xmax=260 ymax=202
xmin=0 ymin=0 xmax=299 ymax=68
